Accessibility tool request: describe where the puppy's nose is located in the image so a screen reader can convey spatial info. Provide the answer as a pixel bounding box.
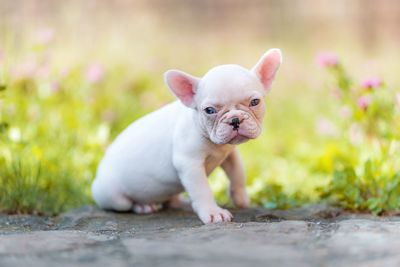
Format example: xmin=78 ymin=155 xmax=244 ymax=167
xmin=229 ymin=118 xmax=240 ymax=130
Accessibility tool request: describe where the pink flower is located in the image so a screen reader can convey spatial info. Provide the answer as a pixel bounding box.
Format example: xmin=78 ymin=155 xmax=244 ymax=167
xmin=360 ymin=77 xmax=382 ymax=89
xmin=357 ymin=96 xmax=371 ymax=110
xmin=85 ymin=64 xmax=105 ymax=83
xmin=35 ymin=28 xmax=55 ymax=45
xmin=12 ymin=61 xmax=37 ymax=80
xmin=395 ymin=93 xmax=400 ymax=106
xmin=316 ymin=51 xmax=338 ymax=67
xmin=315 ymin=118 xmax=339 ymax=137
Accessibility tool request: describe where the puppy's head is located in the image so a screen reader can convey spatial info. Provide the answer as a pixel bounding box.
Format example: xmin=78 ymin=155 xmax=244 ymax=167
xmin=164 ymin=49 xmax=282 ymax=145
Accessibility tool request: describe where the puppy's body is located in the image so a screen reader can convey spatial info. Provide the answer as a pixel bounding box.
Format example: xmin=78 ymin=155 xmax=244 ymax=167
xmin=93 ymin=102 xmax=183 ymax=206
xmin=92 ymin=101 xmax=233 ymax=205
xmin=92 ymin=51 xmax=282 ymax=224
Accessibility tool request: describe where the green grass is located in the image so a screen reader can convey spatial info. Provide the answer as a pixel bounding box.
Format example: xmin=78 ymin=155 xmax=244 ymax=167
xmin=0 ymin=157 xmax=91 ymax=215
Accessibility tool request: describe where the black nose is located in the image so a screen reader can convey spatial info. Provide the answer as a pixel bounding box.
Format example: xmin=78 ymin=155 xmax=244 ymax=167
xmin=229 ymin=118 xmax=240 ymax=130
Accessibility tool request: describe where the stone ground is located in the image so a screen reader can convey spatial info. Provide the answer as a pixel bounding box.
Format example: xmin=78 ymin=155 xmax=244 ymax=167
xmin=1 ymin=205 xmax=400 ymax=267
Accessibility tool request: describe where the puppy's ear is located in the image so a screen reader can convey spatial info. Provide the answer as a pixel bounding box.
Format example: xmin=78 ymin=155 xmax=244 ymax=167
xmin=164 ymin=70 xmax=200 ymax=108
xmin=252 ymin=48 xmax=282 ymax=93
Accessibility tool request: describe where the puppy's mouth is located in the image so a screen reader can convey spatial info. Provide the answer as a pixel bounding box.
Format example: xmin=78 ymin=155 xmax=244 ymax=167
xmin=209 ymin=129 xmax=250 ymax=145
xmin=210 ymin=113 xmax=261 ymax=145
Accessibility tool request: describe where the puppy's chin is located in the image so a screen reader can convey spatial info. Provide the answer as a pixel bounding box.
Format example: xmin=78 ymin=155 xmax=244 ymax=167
xmin=210 ymin=132 xmax=251 ymax=145
xmin=228 ymin=135 xmax=250 ymax=145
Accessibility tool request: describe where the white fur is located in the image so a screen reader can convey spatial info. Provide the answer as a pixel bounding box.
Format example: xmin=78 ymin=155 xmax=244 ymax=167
xmin=91 ymin=49 xmax=282 ymax=224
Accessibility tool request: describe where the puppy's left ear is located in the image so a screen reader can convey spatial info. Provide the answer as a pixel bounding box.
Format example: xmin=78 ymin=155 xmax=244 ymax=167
xmin=252 ymin=48 xmax=282 ymax=93
xmin=164 ymin=70 xmax=200 ymax=108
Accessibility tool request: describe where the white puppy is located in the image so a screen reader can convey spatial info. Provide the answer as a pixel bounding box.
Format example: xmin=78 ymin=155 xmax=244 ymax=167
xmin=91 ymin=49 xmax=282 ymax=224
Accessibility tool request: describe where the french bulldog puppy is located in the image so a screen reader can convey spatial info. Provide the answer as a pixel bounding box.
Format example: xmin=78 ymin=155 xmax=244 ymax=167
xmin=91 ymin=49 xmax=282 ymax=224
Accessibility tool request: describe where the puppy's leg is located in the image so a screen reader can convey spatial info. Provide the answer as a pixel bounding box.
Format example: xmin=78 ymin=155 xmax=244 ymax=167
xmin=100 ymin=192 xmax=134 ymax=211
xmin=221 ymin=148 xmax=250 ymax=208
xmin=177 ymin=160 xmax=232 ymax=224
xmin=92 ymin=179 xmax=133 ymax=211
xmin=165 ymin=194 xmax=190 ymax=209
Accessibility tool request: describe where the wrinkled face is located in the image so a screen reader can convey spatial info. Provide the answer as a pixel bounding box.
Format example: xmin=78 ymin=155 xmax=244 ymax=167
xmin=164 ymin=48 xmax=282 ymax=146
xmin=194 ymin=66 xmax=266 ymax=145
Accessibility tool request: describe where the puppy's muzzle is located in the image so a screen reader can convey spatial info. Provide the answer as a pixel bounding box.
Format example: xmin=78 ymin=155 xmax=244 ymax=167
xmin=229 ymin=118 xmax=240 ymax=130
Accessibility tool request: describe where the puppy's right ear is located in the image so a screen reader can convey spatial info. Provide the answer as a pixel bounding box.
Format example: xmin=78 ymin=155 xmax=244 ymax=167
xmin=164 ymin=70 xmax=200 ymax=108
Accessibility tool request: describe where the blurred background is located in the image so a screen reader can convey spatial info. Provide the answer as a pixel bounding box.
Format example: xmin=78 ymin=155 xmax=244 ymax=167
xmin=0 ymin=0 xmax=399 ymax=215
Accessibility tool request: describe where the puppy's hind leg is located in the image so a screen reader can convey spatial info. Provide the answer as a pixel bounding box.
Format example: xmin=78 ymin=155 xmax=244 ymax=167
xmin=108 ymin=194 xmax=134 ymax=211
xmin=100 ymin=193 xmax=134 ymax=212
xmin=92 ymin=179 xmax=133 ymax=211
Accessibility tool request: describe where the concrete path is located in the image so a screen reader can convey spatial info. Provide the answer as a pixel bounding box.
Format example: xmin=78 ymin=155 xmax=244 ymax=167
xmin=1 ymin=205 xmax=400 ymax=266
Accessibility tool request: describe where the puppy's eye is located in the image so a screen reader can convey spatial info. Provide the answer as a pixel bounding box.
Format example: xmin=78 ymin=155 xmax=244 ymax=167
xmin=250 ymin=99 xmax=260 ymax=107
xmin=204 ymin=107 xmax=216 ymax=114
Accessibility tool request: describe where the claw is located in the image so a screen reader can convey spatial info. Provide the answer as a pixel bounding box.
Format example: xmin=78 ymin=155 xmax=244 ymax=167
xmin=198 ymin=206 xmax=233 ymax=224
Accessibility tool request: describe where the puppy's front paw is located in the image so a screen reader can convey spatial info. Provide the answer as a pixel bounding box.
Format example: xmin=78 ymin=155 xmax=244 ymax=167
xmin=197 ymin=206 xmax=233 ymax=224
xmin=231 ymin=188 xmax=250 ymax=209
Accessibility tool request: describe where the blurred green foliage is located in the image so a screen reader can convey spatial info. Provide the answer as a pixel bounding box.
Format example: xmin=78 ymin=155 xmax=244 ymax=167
xmin=0 ymin=30 xmax=399 ymax=216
